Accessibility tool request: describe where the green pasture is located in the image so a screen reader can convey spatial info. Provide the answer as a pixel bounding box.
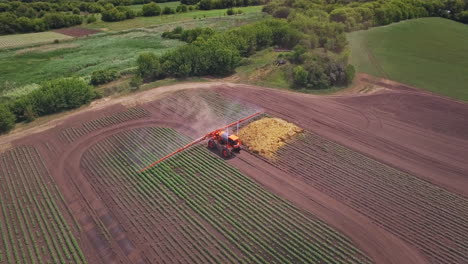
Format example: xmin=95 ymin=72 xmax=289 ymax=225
xmin=348 ymin=17 xmax=468 ymax=101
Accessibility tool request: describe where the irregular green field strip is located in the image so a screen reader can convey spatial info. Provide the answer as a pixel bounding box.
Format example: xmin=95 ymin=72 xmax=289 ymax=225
xmin=0 ymin=30 xmax=182 ymax=88
xmin=0 ymin=32 xmax=73 ymax=49
xmin=83 ymin=126 xmax=373 ymax=264
xmin=348 ymin=17 xmax=468 ymax=101
xmin=85 ymin=6 xmax=263 ymax=31
xmin=0 ymin=146 xmax=86 ymax=264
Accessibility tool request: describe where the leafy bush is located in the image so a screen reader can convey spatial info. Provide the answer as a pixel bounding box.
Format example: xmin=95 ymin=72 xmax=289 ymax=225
xmin=345 ymin=64 xmax=356 ymax=85
xmin=11 ymin=78 xmax=96 ymax=121
xmin=142 ymin=3 xmax=161 ymax=16
xmin=101 ymin=8 xmax=126 ymax=21
xmin=291 ymin=52 xmax=353 ymax=90
xmin=137 ymin=53 xmax=161 ymax=79
xmin=226 ymin=8 xmax=234 ymax=15
xmin=181 ymin=0 xmax=200 ymax=5
xmin=90 ymin=70 xmax=119 ymax=85
xmin=43 ymin=13 xmax=83 ymax=29
xmin=176 ymin=5 xmax=188 ymax=13
xmin=162 ymin=27 xmax=215 ymax=43
xmin=102 ymin=7 xmax=134 ymax=21
xmin=163 ymin=7 xmax=175 ymax=14
xmin=0 ymin=104 xmax=15 ymax=134
xmin=274 ymin=7 xmax=290 ymax=18
xmin=130 ymin=75 xmax=142 ymax=89
xmin=457 ymin=10 xmax=468 ymax=23
xmin=293 ymin=66 xmax=308 ymax=88
xmin=86 ymin=14 xmax=97 ymax=23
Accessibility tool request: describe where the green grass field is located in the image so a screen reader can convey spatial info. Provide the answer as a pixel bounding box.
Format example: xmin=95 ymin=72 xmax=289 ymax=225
xmin=234 ymin=48 xmax=291 ymax=89
xmin=85 ymin=6 xmax=263 ymax=31
xmin=0 ymin=32 xmax=73 ymax=49
xmin=0 ymin=31 xmax=182 ymax=90
xmin=348 ymin=17 xmax=468 ymax=101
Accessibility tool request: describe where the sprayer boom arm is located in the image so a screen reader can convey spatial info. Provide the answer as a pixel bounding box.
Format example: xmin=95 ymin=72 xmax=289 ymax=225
xmin=138 ymin=111 xmax=263 ymax=173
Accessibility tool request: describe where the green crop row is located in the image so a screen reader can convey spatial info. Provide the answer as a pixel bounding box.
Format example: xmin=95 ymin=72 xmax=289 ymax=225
xmin=81 ymin=126 xmax=373 ymax=264
xmin=269 ymin=132 xmax=468 ymax=264
xmin=0 ymin=146 xmax=87 ymax=264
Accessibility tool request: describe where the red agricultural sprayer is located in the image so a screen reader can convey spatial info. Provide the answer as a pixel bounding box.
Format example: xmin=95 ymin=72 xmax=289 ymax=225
xmin=138 ymin=111 xmax=264 ymax=173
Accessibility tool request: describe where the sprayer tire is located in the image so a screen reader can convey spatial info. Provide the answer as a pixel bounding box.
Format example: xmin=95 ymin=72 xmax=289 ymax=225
xmin=221 ymin=147 xmax=231 ymax=159
xmin=208 ymin=140 xmax=216 ymax=150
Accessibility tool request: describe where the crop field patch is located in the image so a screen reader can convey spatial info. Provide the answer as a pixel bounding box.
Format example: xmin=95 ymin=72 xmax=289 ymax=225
xmin=259 ymin=132 xmax=468 ymax=264
xmin=0 ymin=146 xmax=86 ymax=264
xmin=80 ymin=126 xmax=372 ymax=264
xmin=59 ymin=107 xmax=150 ymax=144
xmin=348 ymin=17 xmax=468 ymax=101
xmin=0 ymin=32 xmax=73 ymax=50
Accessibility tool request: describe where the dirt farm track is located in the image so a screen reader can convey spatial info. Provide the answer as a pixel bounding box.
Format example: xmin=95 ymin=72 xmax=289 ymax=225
xmin=1 ymin=75 xmax=468 ymax=264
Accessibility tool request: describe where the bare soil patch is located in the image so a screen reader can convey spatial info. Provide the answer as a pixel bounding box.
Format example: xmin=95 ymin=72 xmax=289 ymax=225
xmin=54 ymin=27 xmax=101 ymax=37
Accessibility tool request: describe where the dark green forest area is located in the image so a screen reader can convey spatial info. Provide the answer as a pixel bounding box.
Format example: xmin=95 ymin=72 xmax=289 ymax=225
xmin=0 ymin=0 xmax=266 ymax=34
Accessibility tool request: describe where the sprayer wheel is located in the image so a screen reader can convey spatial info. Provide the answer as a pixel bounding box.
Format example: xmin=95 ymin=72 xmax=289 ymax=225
xmin=208 ymin=140 xmax=216 ymax=149
xmin=221 ymin=147 xmax=232 ymax=159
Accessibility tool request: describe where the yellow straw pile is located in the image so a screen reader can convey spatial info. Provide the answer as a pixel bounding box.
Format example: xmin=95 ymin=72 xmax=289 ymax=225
xmin=239 ymin=117 xmax=303 ymax=158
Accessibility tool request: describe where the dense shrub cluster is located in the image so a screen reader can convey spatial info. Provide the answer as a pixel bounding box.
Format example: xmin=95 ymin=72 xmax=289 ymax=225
xmin=138 ymin=20 xmax=301 ymax=79
xmin=101 ymin=6 xmax=136 ymax=21
xmin=142 ymin=2 xmax=162 ymax=16
xmin=0 ymin=104 xmax=15 ymax=134
xmin=90 ymin=69 xmax=120 ymax=85
xmin=226 ymin=8 xmax=243 ymax=15
xmin=0 ymin=12 xmax=82 ymax=34
xmin=198 ymin=0 xmax=266 ymax=10
xmin=7 ymin=78 xmax=97 ymax=123
xmin=291 ymin=50 xmax=355 ymax=89
xmin=162 ymin=27 xmax=215 ymax=42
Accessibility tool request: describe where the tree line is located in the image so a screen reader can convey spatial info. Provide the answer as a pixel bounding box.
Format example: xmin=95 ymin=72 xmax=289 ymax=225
xmin=264 ymin=0 xmax=468 ymax=32
xmin=137 ymin=19 xmax=300 ymax=79
xmin=0 ymin=0 xmax=265 ymax=34
xmin=0 ymin=0 xmax=170 ymax=34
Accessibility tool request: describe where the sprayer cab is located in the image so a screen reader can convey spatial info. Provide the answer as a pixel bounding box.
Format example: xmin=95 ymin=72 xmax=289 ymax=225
xmin=208 ymin=130 xmax=241 ymax=158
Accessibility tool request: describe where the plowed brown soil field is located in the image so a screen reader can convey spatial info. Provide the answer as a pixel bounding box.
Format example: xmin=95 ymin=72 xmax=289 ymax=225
xmin=1 ymin=75 xmax=467 ymax=264
xmin=53 ymin=27 xmax=101 ymax=37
